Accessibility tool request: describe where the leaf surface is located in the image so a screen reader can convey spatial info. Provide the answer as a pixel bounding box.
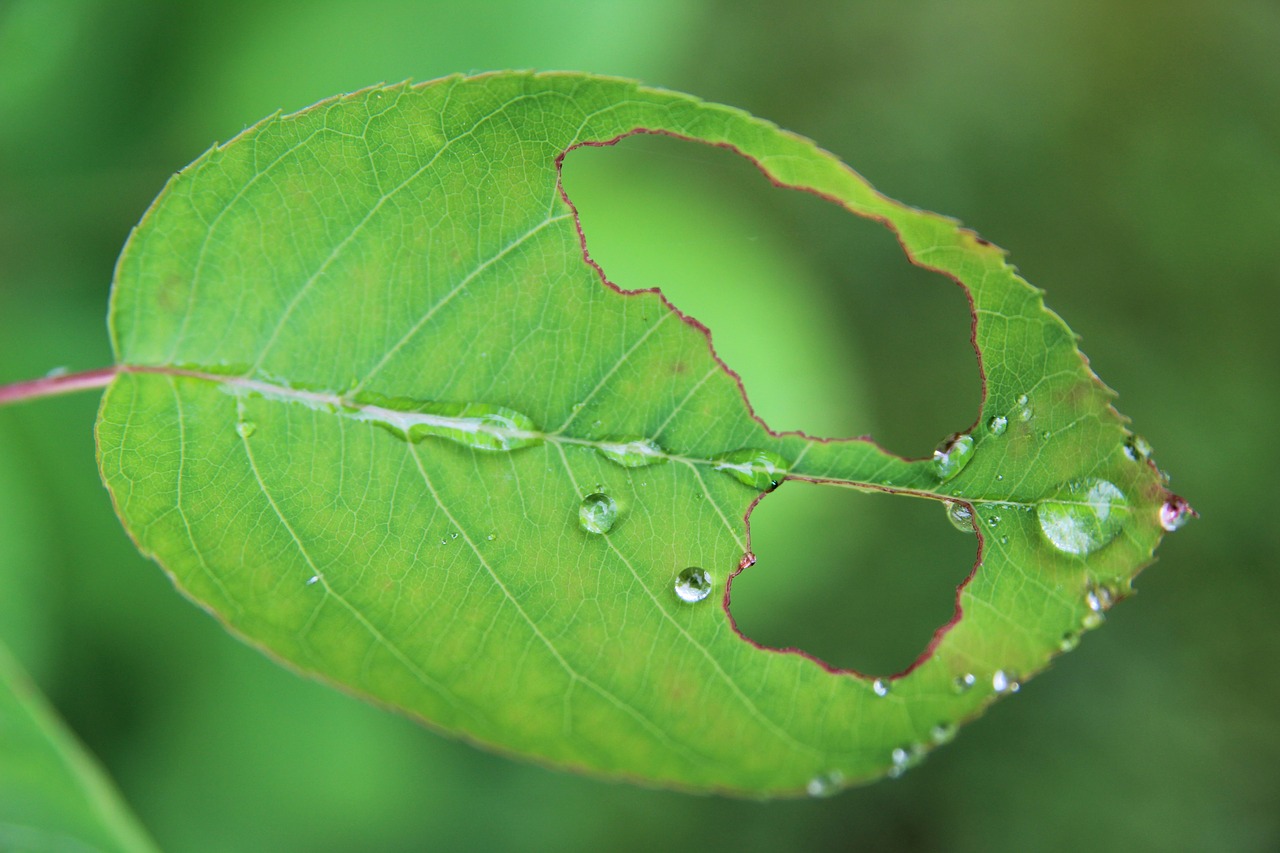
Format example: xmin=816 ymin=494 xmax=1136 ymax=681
xmin=0 ymin=641 xmax=159 ymax=853
xmin=96 ymin=73 xmax=1184 ymax=794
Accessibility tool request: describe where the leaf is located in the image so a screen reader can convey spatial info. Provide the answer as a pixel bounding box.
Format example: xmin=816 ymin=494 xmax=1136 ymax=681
xmin=95 ymin=73 xmax=1186 ymax=795
xmin=0 ymin=640 xmax=159 ymax=853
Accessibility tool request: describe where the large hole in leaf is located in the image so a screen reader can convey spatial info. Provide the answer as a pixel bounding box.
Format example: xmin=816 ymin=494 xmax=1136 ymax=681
xmin=733 ymin=481 xmax=977 ymax=675
xmin=559 ymin=132 xmax=980 ymax=456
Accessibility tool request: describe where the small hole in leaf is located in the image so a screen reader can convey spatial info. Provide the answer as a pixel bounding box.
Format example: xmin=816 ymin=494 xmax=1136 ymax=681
xmin=560 ymin=132 xmax=980 ymax=456
xmin=731 ymin=480 xmax=977 ymax=675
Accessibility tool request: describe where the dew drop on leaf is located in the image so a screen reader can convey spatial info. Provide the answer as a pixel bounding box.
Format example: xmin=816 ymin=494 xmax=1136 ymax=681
xmin=235 ymin=421 xmax=257 ymax=438
xmin=806 ymin=769 xmax=845 ymax=797
xmin=711 ymin=448 xmax=790 ymax=491
xmin=930 ymin=722 xmax=957 ymax=745
xmin=673 ymin=567 xmax=712 ymax=603
xmin=992 ymin=670 xmax=1020 ymax=694
xmin=596 ymin=437 xmax=667 ymax=468
xmin=932 ymin=433 xmax=975 ymax=481
xmin=872 ymin=678 xmax=891 ymax=697
xmin=953 ymin=673 xmax=977 ymax=693
xmin=987 ymin=415 xmax=1008 ymax=436
xmin=578 ymin=493 xmax=618 ymax=535
xmin=1035 ymin=479 xmax=1129 ymax=556
xmin=1159 ymin=495 xmax=1194 ymax=532
xmin=1123 ymin=433 xmax=1154 ymax=462
xmin=944 ymin=500 xmax=975 ymax=533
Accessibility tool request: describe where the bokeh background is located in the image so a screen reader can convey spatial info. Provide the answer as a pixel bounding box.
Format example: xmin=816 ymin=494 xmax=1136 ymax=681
xmin=1 ymin=1 xmax=1275 ymax=850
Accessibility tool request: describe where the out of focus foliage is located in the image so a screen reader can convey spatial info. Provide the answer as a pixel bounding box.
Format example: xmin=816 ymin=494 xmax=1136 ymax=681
xmin=0 ymin=1 xmax=1272 ymax=851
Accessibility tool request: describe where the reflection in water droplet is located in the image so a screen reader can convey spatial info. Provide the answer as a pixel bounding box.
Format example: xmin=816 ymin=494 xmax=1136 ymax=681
xmin=578 ymin=493 xmax=618 ymax=535
xmin=236 ymin=421 xmax=257 ymax=438
xmin=1036 ymin=479 xmax=1128 ymax=556
xmin=673 ymin=567 xmax=712 ymax=603
xmin=1159 ymin=495 xmax=1194 ymax=532
xmin=953 ymin=673 xmax=977 ymax=693
xmin=807 ymin=769 xmax=844 ymax=797
xmin=987 ymin=415 xmax=1008 ymax=436
xmin=872 ymin=678 xmax=891 ymax=697
xmin=992 ymin=670 xmax=1020 ymax=694
xmin=712 ymin=448 xmax=790 ymax=491
xmin=945 ymin=501 xmax=975 ymax=533
xmin=596 ymin=437 xmax=667 ymax=468
xmin=933 ymin=433 xmax=976 ymax=481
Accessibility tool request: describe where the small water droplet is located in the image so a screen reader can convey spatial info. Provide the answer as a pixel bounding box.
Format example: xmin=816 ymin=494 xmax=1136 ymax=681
xmin=450 ymin=532 xmax=459 ymax=540
xmin=987 ymin=415 xmax=1008 ymax=436
xmin=888 ymin=744 xmax=924 ymax=779
xmin=596 ymin=436 xmax=667 ymax=468
xmin=1016 ymin=394 xmax=1033 ymax=422
xmin=953 ymin=673 xmax=977 ymax=693
xmin=236 ymin=421 xmax=258 ymax=438
xmin=944 ymin=500 xmax=975 ymax=533
xmin=1060 ymin=632 xmax=1081 ymax=652
xmin=992 ymin=670 xmax=1020 ymax=694
xmin=930 ymin=722 xmax=957 ymax=744
xmin=806 ymin=769 xmax=844 ymax=797
xmin=306 ymin=575 xmax=320 ymax=586
xmin=999 ymin=534 xmax=1009 ymax=545
xmin=872 ymin=678 xmax=891 ymax=697
xmin=987 ymin=514 xmax=1001 ymax=528
xmin=1159 ymin=495 xmax=1194 ymax=532
xmin=673 ymin=567 xmax=712 ymax=603
xmin=1085 ymin=583 xmax=1114 ymax=613
xmin=712 ymin=448 xmax=790 ymax=491
xmin=932 ymin=433 xmax=976 ymax=482
xmin=995 ymin=473 xmax=1004 ymax=481
xmin=1036 ymin=479 xmax=1129 ymax=556
xmin=578 ymin=493 xmax=618 ymax=535
xmin=485 ymin=532 xmax=496 ymax=541
xmin=1123 ymin=433 xmax=1153 ymax=462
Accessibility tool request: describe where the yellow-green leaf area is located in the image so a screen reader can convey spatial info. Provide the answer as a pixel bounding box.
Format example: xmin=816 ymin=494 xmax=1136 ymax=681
xmin=96 ymin=73 xmax=1181 ymax=796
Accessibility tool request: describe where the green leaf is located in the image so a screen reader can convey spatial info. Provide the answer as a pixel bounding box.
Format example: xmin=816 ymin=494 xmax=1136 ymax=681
xmin=96 ymin=72 xmax=1186 ymax=795
xmin=0 ymin=641 xmax=159 ymax=853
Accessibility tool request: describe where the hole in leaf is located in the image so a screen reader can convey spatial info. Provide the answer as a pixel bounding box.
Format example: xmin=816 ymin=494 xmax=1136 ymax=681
xmin=731 ymin=480 xmax=977 ymax=676
xmin=560 ymin=132 xmax=980 ymax=456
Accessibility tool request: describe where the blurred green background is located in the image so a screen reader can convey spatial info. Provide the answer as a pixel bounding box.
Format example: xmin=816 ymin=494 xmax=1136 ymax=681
xmin=0 ymin=1 xmax=1274 ymax=850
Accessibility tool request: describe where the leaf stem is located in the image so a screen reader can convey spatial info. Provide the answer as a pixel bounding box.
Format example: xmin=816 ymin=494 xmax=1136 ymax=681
xmin=0 ymin=366 xmax=118 ymax=409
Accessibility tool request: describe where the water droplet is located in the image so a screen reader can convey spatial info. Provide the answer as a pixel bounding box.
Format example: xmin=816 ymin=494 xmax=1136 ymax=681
xmin=673 ymin=567 xmax=712 ymax=603
xmin=1159 ymin=495 xmax=1194 ymax=532
xmin=987 ymin=415 xmax=1008 ymax=436
xmin=930 ymin=722 xmax=957 ymax=744
xmin=1036 ymin=479 xmax=1129 ymax=556
xmin=1085 ymin=583 xmax=1114 ymax=613
xmin=933 ymin=433 xmax=976 ymax=482
xmin=872 ymin=678 xmax=891 ymax=697
xmin=354 ymin=396 xmax=544 ymax=452
xmin=450 ymin=532 xmax=459 ymax=540
xmin=992 ymin=670 xmax=1020 ymax=694
xmin=712 ymin=448 xmax=790 ymax=491
xmin=306 ymin=575 xmax=320 ymax=586
xmin=1016 ymin=394 xmax=1033 ymax=422
xmin=999 ymin=535 xmax=1009 ymax=545
xmin=987 ymin=514 xmax=1001 ymax=528
xmin=578 ymin=493 xmax=618 ymax=535
xmin=485 ymin=532 xmax=497 ymax=541
xmin=953 ymin=673 xmax=977 ymax=693
xmin=1123 ymin=433 xmax=1153 ymax=462
xmin=888 ymin=744 xmax=924 ymax=779
xmin=944 ymin=500 xmax=975 ymax=533
xmin=1060 ymin=632 xmax=1081 ymax=652
xmin=995 ymin=473 xmax=1004 ymax=481
xmin=236 ymin=421 xmax=257 ymax=438
xmin=806 ymin=769 xmax=844 ymax=797
xmin=596 ymin=436 xmax=667 ymax=468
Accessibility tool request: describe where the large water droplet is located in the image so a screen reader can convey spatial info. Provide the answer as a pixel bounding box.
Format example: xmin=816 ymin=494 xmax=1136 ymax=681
xmin=1159 ymin=495 xmax=1194 ymax=532
xmin=236 ymin=421 xmax=257 ymax=438
xmin=944 ymin=500 xmax=975 ymax=533
xmin=578 ymin=493 xmax=618 ymax=535
xmin=933 ymin=433 xmax=975 ymax=482
xmin=673 ymin=567 xmax=712 ymax=603
xmin=356 ymin=395 xmax=544 ymax=452
xmin=1036 ymin=479 xmax=1129 ymax=556
xmin=987 ymin=415 xmax=1008 ymax=436
xmin=807 ymin=769 xmax=845 ymax=797
xmin=712 ymin=448 xmax=790 ymax=491
xmin=596 ymin=436 xmax=667 ymax=468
